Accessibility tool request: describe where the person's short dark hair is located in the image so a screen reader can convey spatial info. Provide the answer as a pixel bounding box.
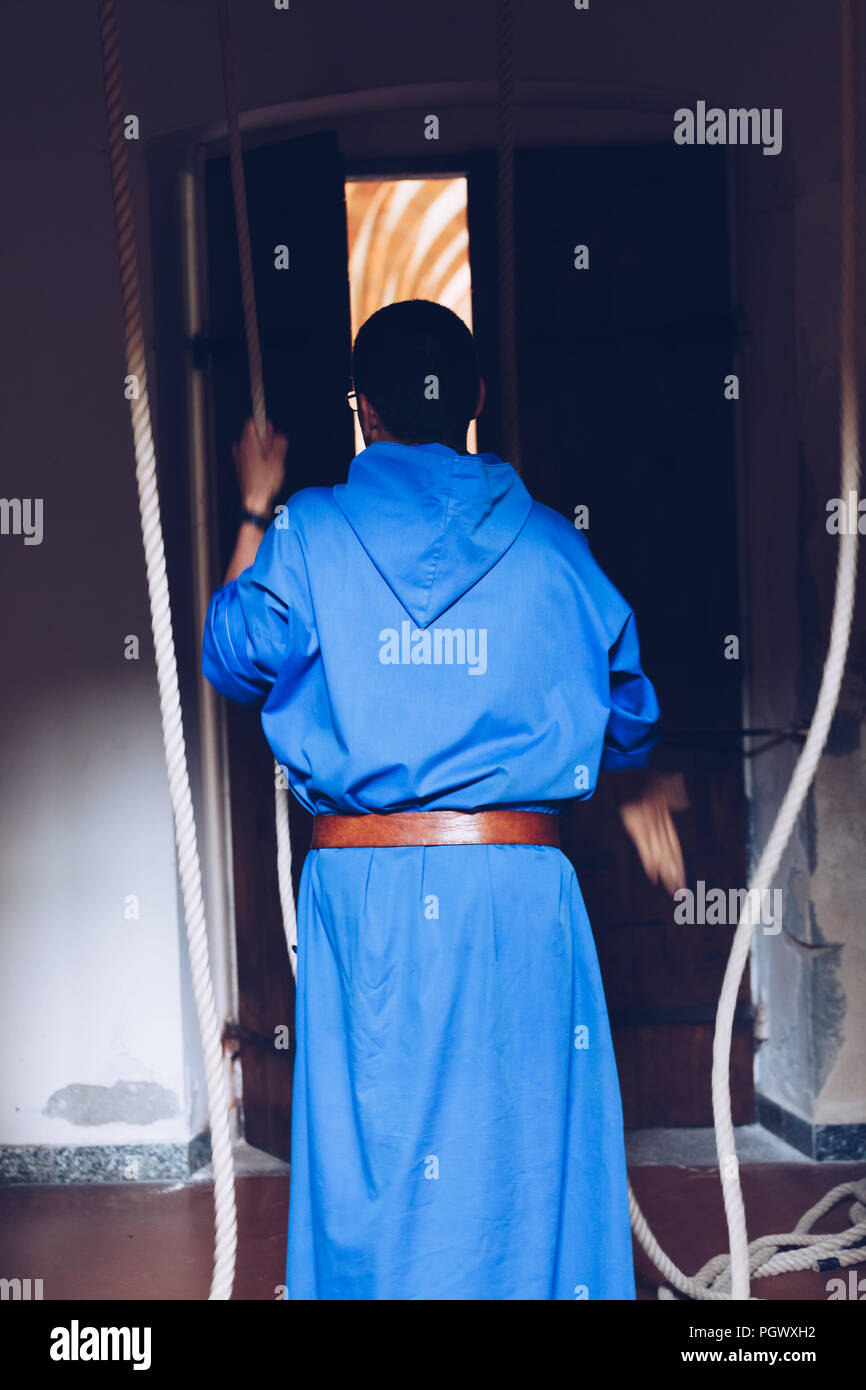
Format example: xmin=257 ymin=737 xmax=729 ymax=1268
xmin=351 ymin=299 xmax=481 ymax=448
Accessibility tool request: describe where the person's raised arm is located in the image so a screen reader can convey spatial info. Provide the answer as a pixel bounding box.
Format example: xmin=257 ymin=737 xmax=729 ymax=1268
xmin=223 ymin=417 xmax=288 ymax=583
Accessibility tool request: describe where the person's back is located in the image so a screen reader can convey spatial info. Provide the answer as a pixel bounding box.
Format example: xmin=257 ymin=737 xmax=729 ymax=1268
xmin=202 ymin=299 xmax=682 ymax=1300
xmin=206 ymin=440 xmax=658 ymax=811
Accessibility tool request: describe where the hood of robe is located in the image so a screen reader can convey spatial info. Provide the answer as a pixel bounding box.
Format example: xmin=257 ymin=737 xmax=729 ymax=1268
xmin=332 ymin=441 xmax=534 ymax=628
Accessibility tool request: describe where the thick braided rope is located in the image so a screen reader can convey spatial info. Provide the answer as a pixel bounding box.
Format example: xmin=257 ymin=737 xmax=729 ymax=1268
xmin=215 ymin=0 xmax=298 ymax=974
xmin=630 ymin=0 xmax=862 ymax=1301
xmin=711 ymin=0 xmax=860 ymax=1300
xmin=496 ymin=0 xmax=521 ymax=472
xmin=632 ymin=1179 xmax=866 ymax=1302
xmin=97 ymin=0 xmax=237 ymax=1300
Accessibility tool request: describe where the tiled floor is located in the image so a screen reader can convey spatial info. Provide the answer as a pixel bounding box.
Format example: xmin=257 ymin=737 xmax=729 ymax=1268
xmin=0 ymin=1156 xmax=862 ymax=1301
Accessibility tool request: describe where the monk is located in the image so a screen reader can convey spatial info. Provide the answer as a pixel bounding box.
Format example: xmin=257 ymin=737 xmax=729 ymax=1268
xmin=202 ymin=299 xmax=685 ymax=1300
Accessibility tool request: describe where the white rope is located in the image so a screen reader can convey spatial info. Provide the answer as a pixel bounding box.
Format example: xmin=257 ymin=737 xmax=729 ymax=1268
xmin=97 ymin=0 xmax=237 ymax=1301
xmin=709 ymin=0 xmax=860 ymax=1301
xmin=631 ymin=1179 xmax=866 ymax=1302
xmin=275 ymin=785 xmax=298 ymax=966
xmin=215 ymin=0 xmax=298 ymax=975
xmin=629 ymin=0 xmax=862 ymax=1301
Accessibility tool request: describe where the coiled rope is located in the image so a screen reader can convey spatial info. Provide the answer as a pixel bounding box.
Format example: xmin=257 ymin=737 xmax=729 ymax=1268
xmin=97 ymin=0 xmax=237 ymax=1300
xmin=632 ymin=1179 xmax=866 ymax=1303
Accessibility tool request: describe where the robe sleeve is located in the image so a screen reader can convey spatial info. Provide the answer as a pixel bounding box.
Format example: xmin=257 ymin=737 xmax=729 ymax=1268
xmin=600 ymin=609 xmax=661 ymax=770
xmin=201 ymin=511 xmax=313 ymax=706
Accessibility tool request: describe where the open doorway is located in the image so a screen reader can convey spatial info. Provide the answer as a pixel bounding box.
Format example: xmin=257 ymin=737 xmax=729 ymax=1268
xmin=148 ymin=129 xmax=751 ymax=1162
xmin=344 ymin=176 xmax=477 ymax=453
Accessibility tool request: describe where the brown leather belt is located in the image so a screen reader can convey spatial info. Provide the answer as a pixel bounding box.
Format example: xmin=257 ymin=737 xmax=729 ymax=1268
xmin=311 ymin=809 xmax=560 ymax=849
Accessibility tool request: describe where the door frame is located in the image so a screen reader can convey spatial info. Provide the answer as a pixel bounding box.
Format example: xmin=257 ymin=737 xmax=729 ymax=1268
xmin=148 ymin=105 xmax=757 ymax=1138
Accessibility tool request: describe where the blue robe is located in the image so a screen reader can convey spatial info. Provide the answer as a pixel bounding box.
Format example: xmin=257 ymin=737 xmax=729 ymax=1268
xmin=202 ymin=441 xmax=660 ymax=1300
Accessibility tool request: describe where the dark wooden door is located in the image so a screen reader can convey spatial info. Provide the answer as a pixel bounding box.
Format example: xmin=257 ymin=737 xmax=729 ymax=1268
xmin=204 ymin=131 xmax=355 ymax=1159
xmin=513 ymin=143 xmax=753 ymax=1125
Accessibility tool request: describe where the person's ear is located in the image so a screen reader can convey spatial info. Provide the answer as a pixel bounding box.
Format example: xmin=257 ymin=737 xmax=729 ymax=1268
xmin=473 ymin=378 xmax=486 ymax=420
xmin=358 ymin=392 xmax=379 ymax=444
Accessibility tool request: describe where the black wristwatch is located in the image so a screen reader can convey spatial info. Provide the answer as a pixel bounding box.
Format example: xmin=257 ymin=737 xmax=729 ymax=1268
xmin=240 ymin=507 xmax=271 ymax=532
